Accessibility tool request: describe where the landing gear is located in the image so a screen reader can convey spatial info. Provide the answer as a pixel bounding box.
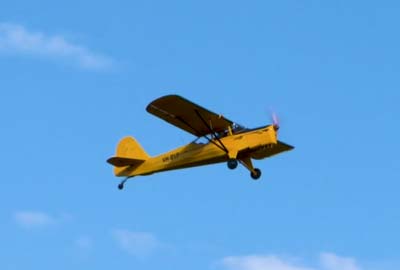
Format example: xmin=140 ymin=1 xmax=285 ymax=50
xmin=238 ymin=158 xmax=262 ymax=180
xmin=227 ymin=159 xmax=238 ymax=169
xmin=117 ymin=177 xmax=131 ymax=190
xmin=250 ymin=168 xmax=262 ymax=180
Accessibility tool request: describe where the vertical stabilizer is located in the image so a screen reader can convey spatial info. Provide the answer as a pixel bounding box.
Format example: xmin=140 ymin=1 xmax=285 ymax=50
xmin=115 ymin=136 xmax=150 ymax=160
xmin=107 ymin=136 xmax=150 ymax=176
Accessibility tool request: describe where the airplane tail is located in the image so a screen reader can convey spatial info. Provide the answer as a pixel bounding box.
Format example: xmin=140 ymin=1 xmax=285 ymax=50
xmin=107 ymin=136 xmax=150 ymax=176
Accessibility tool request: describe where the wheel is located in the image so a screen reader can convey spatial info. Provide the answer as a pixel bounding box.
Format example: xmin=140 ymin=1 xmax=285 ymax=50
xmin=227 ymin=159 xmax=238 ymax=169
xmin=118 ymin=183 xmax=124 ymax=190
xmin=250 ymin=168 xmax=262 ymax=180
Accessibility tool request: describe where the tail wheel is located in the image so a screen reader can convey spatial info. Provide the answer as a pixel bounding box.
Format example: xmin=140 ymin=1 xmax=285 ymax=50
xmin=250 ymin=168 xmax=262 ymax=180
xmin=117 ymin=176 xmax=131 ymax=190
xmin=227 ymin=159 xmax=238 ymax=169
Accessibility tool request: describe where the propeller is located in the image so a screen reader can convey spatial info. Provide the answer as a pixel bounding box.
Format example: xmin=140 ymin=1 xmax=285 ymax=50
xmin=271 ymin=112 xmax=280 ymax=131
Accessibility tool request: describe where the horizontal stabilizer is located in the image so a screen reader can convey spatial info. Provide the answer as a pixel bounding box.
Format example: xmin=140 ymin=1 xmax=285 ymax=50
xmin=107 ymin=157 xmax=145 ymax=167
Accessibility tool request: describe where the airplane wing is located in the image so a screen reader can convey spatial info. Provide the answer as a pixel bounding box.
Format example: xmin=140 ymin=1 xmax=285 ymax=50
xmin=269 ymin=140 xmax=295 ymax=156
xmin=146 ymin=95 xmax=242 ymax=137
xmin=247 ymin=140 xmax=295 ymax=159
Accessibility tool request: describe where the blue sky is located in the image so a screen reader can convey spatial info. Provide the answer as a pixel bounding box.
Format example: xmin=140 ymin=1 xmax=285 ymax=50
xmin=1 ymin=1 xmax=399 ymax=269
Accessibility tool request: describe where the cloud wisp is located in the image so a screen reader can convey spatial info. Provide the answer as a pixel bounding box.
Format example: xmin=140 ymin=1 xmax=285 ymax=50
xmin=0 ymin=23 xmax=112 ymax=70
xmin=14 ymin=211 xmax=57 ymax=229
xmin=320 ymin=253 xmax=360 ymax=270
xmin=220 ymin=253 xmax=361 ymax=270
xmin=112 ymin=229 xmax=161 ymax=258
xmin=221 ymin=255 xmax=314 ymax=270
xmin=75 ymin=235 xmax=93 ymax=251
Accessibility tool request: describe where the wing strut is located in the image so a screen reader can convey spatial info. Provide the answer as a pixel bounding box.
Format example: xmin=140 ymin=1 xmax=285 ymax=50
xmin=194 ymin=109 xmax=229 ymax=153
xmin=175 ymin=115 xmax=227 ymax=153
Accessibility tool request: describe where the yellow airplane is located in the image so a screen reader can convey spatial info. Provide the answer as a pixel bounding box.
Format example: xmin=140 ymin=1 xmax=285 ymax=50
xmin=107 ymin=95 xmax=294 ymax=189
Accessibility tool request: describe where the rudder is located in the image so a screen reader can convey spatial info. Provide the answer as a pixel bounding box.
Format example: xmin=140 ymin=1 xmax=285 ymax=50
xmin=107 ymin=136 xmax=150 ymax=176
xmin=115 ymin=136 xmax=150 ymax=160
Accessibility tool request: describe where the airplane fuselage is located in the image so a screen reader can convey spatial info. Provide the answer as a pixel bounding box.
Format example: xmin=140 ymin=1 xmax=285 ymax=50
xmin=122 ymin=125 xmax=277 ymax=177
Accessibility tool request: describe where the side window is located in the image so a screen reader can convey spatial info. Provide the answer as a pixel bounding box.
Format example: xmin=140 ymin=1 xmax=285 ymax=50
xmin=193 ymin=137 xmax=209 ymax=144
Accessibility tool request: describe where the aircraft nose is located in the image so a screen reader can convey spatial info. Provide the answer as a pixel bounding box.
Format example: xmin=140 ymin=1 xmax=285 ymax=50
xmin=267 ymin=127 xmax=278 ymax=144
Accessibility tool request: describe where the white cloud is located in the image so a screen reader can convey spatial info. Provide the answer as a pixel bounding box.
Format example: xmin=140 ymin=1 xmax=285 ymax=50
xmin=320 ymin=253 xmax=360 ymax=270
xmin=220 ymin=253 xmax=362 ymax=270
xmin=112 ymin=229 xmax=161 ymax=258
xmin=0 ymin=22 xmax=112 ymax=70
xmin=14 ymin=211 xmax=56 ymax=228
xmin=221 ymin=255 xmax=313 ymax=270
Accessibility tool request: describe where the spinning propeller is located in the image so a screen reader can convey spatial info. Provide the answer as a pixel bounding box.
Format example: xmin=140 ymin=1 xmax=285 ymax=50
xmin=271 ymin=111 xmax=280 ymax=131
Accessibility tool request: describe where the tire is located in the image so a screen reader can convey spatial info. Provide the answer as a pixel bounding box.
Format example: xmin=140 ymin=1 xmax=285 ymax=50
xmin=227 ymin=159 xmax=238 ymax=169
xmin=250 ymin=168 xmax=262 ymax=180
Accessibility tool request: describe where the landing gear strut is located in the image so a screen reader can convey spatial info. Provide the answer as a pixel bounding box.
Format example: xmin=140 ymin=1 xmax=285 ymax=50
xmin=117 ymin=177 xmax=131 ymax=190
xmin=227 ymin=159 xmax=238 ymax=169
xmin=238 ymin=158 xmax=262 ymax=180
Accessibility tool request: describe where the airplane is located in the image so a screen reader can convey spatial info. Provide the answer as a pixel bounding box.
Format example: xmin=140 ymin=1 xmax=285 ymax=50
xmin=107 ymin=95 xmax=294 ymax=190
